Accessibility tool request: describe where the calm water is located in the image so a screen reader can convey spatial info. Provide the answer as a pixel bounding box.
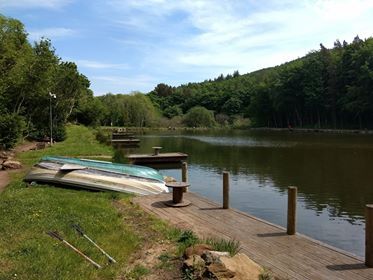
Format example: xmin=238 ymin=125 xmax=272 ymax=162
xmin=115 ymin=130 xmax=373 ymax=256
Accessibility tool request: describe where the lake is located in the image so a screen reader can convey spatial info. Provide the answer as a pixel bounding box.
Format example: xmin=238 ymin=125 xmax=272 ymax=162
xmin=115 ymin=129 xmax=373 ymax=257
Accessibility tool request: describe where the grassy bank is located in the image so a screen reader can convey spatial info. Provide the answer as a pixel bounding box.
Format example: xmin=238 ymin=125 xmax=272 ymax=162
xmin=0 ymin=125 xmax=180 ymax=280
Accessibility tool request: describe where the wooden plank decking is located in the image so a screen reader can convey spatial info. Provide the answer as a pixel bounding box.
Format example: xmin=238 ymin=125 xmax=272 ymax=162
xmin=134 ymin=192 xmax=373 ymax=280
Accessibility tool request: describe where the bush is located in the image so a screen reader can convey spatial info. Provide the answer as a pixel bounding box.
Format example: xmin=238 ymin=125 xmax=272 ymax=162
xmin=183 ymin=106 xmax=216 ymax=128
xmin=231 ymin=116 xmax=251 ymax=129
xmin=0 ymin=114 xmax=25 ymax=149
xmin=28 ymin=123 xmax=66 ymax=142
xmin=163 ymin=105 xmax=182 ymax=119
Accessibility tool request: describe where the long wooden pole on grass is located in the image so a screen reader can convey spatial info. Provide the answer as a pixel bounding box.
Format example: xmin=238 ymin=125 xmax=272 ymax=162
xmin=47 ymin=231 xmax=102 ymax=269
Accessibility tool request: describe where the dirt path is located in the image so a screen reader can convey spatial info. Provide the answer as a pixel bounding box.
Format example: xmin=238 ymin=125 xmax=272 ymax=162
xmin=0 ymin=171 xmax=10 ymax=192
xmin=0 ymin=141 xmax=37 ymax=193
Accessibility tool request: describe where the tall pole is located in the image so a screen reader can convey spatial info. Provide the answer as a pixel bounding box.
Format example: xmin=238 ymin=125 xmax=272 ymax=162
xmin=49 ymin=92 xmax=56 ymax=146
xmin=50 ymin=94 xmax=53 ymax=146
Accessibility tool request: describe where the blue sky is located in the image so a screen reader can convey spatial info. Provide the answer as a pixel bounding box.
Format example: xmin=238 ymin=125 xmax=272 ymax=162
xmin=1 ymin=0 xmax=372 ymax=95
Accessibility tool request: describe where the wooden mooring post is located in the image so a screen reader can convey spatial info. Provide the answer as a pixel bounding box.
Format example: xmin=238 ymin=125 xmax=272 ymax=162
xmin=181 ymin=162 xmax=188 ymax=183
xmin=287 ymin=186 xmax=297 ymax=235
xmin=223 ymin=171 xmax=230 ymax=209
xmin=181 ymin=162 xmax=188 ymax=192
xmin=366 ymin=204 xmax=373 ymax=267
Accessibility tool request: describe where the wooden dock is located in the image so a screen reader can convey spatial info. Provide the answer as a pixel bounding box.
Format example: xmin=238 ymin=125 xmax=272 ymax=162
xmin=111 ymin=132 xmax=135 ymax=140
xmin=134 ymin=192 xmax=373 ymax=280
xmin=127 ymin=152 xmax=188 ymax=164
xmin=110 ymin=139 xmax=140 ymax=144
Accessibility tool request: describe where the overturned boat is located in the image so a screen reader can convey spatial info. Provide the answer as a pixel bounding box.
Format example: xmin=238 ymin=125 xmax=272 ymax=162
xmin=24 ymin=156 xmax=169 ymax=195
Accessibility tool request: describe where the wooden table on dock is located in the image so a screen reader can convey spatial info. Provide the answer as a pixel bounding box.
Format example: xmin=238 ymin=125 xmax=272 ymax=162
xmin=134 ymin=192 xmax=373 ymax=280
xmin=164 ymin=181 xmax=190 ymax=207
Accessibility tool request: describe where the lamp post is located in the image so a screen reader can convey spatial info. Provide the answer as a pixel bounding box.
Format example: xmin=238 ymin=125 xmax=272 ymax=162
xmin=49 ymin=92 xmax=56 ymax=146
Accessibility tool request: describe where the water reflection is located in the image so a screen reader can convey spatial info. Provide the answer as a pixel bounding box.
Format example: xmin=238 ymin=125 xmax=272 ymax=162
xmin=115 ymin=130 xmax=373 ymax=256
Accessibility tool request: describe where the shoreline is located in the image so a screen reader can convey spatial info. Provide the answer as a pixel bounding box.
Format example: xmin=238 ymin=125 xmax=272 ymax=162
xmin=250 ymin=127 xmax=373 ymax=135
xmin=102 ymin=125 xmax=373 ymax=135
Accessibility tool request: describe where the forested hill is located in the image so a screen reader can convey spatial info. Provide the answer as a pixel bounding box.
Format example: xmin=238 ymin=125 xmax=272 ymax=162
xmin=149 ymin=37 xmax=373 ymax=129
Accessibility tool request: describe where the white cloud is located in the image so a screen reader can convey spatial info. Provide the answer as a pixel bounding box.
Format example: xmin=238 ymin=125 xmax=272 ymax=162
xmin=90 ymin=75 xmax=157 ymax=94
xmin=75 ymin=60 xmax=129 ymax=70
xmin=150 ymin=1 xmax=372 ymax=72
xmin=0 ymin=0 xmax=72 ymax=9
xmin=28 ymin=27 xmax=76 ymax=41
xmin=87 ymin=0 xmax=373 ymax=93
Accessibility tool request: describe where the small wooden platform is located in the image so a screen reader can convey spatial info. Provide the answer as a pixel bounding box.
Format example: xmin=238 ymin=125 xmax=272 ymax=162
xmin=127 ymin=152 xmax=188 ymax=164
xmin=110 ymin=139 xmax=140 ymax=144
xmin=134 ymin=192 xmax=373 ymax=280
xmin=111 ymin=132 xmax=135 ymax=140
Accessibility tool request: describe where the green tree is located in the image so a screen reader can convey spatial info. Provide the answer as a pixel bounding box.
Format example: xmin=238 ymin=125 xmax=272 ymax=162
xmin=183 ymin=106 xmax=216 ymax=127
xmin=163 ymin=105 xmax=182 ymax=118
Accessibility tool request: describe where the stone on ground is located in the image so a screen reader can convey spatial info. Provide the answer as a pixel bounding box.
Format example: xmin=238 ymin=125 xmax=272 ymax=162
xmin=220 ymin=253 xmax=262 ymax=280
xmin=2 ymin=160 xmax=22 ymax=170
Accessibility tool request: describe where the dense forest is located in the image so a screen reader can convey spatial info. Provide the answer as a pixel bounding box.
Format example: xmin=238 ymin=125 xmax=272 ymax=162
xmin=1 ymin=13 xmax=373 ymax=149
xmin=149 ymin=37 xmax=373 ymax=129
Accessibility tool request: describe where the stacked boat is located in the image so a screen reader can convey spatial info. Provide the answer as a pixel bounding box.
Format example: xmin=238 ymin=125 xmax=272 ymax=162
xmin=24 ymin=156 xmax=169 ymax=195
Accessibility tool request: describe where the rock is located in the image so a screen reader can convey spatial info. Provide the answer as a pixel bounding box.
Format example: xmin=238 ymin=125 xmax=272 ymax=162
xmin=201 ymin=251 xmax=222 ymax=265
xmin=205 ymin=262 xmax=236 ymax=279
xmin=2 ymin=160 xmax=22 ymax=170
xmin=210 ymin=251 xmax=230 ymax=257
xmin=0 ymin=151 xmax=8 ymax=159
xmin=183 ymin=254 xmax=205 ymax=273
xmin=164 ymin=176 xmax=177 ymax=183
xmin=220 ymin=253 xmax=262 ymax=280
xmin=184 ymin=244 xmax=213 ymax=258
xmin=0 ymin=151 xmax=15 ymax=160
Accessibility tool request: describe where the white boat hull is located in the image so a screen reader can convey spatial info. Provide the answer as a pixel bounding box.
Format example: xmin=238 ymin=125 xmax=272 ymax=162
xmin=24 ymin=162 xmax=168 ymax=196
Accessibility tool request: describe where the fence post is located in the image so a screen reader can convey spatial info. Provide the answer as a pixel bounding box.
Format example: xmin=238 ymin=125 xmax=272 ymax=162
xmin=223 ymin=171 xmax=230 ymax=209
xmin=366 ymin=205 xmax=373 ymax=267
xmin=287 ymin=186 xmax=297 ymax=235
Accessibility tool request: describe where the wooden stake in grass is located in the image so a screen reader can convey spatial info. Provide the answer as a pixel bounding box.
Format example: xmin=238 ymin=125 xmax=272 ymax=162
xmin=72 ymin=224 xmax=117 ymax=263
xmin=47 ymin=231 xmax=102 ymax=269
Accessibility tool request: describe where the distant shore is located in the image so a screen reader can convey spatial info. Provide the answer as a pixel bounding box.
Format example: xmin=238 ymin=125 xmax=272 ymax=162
xmin=250 ymin=127 xmax=373 ymax=135
xmin=101 ymin=126 xmax=373 ymax=135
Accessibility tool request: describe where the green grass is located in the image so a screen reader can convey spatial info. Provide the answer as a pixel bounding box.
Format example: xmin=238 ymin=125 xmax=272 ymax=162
xmin=204 ymin=238 xmax=241 ymax=256
xmin=175 ymin=230 xmax=241 ymax=257
xmin=126 ymin=264 xmax=150 ymax=279
xmin=17 ymin=124 xmax=113 ymax=167
xmin=0 ymin=125 xmax=178 ymax=280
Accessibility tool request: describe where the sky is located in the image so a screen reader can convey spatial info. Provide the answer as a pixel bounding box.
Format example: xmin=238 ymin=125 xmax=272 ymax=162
xmin=1 ymin=0 xmax=372 ymax=95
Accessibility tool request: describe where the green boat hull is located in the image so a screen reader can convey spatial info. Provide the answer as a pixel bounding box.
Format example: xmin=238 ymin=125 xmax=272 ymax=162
xmin=42 ymin=156 xmax=164 ymax=182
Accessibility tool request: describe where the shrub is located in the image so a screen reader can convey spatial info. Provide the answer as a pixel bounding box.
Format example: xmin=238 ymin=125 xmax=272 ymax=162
xmin=28 ymin=123 xmax=66 ymax=142
xmin=164 ymin=105 xmax=182 ymax=119
xmin=183 ymin=106 xmax=216 ymax=128
xmin=0 ymin=113 xmax=25 ymax=149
